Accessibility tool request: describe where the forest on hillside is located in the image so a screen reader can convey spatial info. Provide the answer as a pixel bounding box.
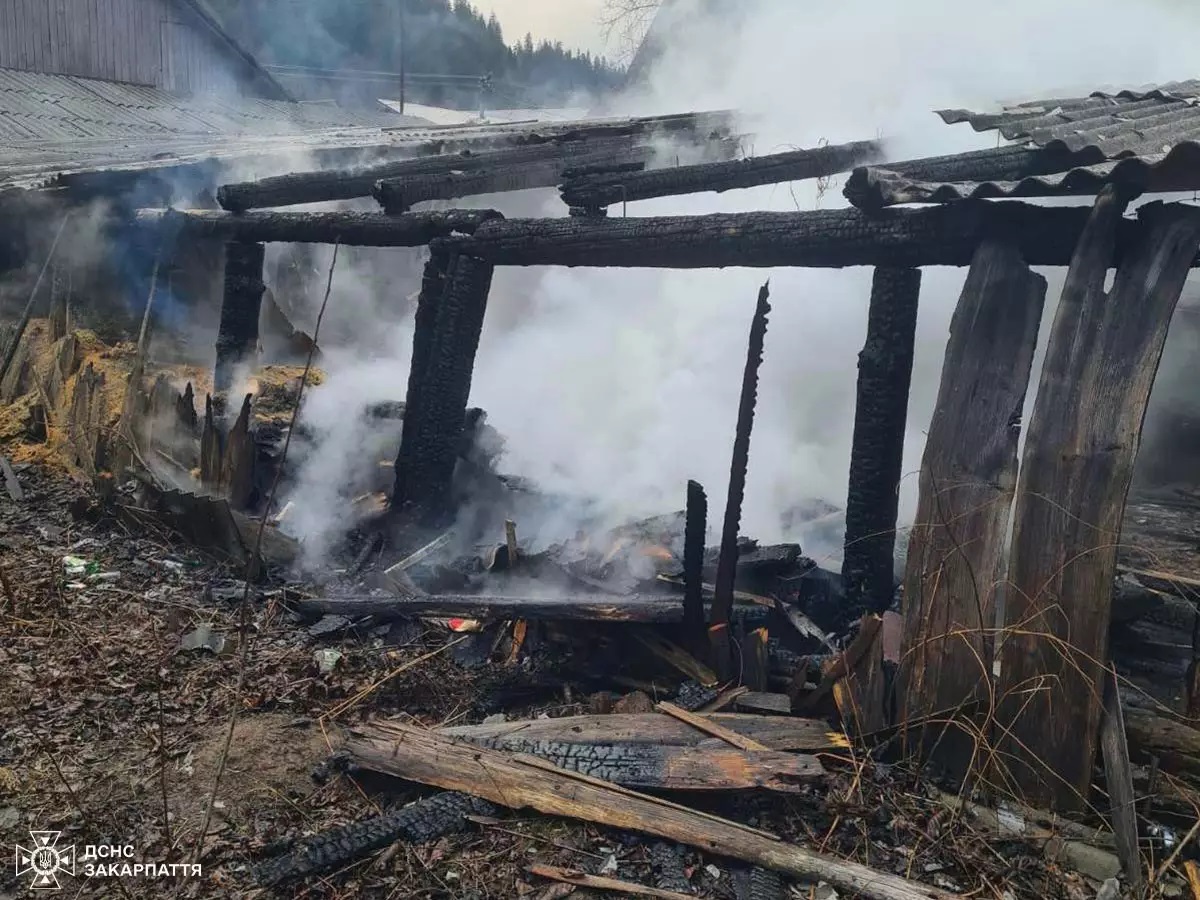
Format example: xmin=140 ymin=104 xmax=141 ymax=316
xmin=208 ymin=0 xmax=625 ymax=108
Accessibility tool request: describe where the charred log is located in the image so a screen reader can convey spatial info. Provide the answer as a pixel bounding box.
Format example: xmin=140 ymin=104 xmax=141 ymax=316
xmin=253 ymin=792 xmax=494 ymax=887
xmin=139 ymin=208 xmax=502 ymax=247
xmin=374 ymin=159 xmax=649 ymax=213
xmin=215 ymin=242 xmax=265 ymax=395
xmin=560 ymin=140 xmax=883 ymax=210
xmin=649 ymin=843 xmax=692 ymax=895
xmin=842 ymin=268 xmax=921 ymax=623
xmin=393 ymin=254 xmax=494 ymax=516
xmin=292 ymin=592 xmax=688 ymax=623
xmin=747 ymin=866 xmax=788 ymax=900
xmin=684 ymin=480 xmax=708 ymax=645
xmin=216 ymin=137 xmax=649 ymax=210
xmin=432 ymin=202 xmax=1200 ymax=269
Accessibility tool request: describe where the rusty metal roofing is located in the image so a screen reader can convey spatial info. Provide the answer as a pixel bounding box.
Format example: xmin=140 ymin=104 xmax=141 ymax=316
xmin=936 ymin=81 xmax=1200 ymax=159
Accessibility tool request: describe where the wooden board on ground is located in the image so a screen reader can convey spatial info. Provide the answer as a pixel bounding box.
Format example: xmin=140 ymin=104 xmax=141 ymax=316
xmin=345 ymin=721 xmax=960 ymax=900
xmin=438 ymin=712 xmax=848 ymax=752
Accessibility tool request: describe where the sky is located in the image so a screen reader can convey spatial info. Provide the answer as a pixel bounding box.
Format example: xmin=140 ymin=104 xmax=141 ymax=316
xmin=480 ymin=0 xmax=612 ymax=56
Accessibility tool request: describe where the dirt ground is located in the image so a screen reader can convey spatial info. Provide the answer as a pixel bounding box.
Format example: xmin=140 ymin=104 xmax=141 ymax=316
xmin=1 ymin=461 xmax=1192 ymax=899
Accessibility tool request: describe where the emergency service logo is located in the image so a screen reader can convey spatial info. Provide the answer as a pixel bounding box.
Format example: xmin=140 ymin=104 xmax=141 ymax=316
xmin=15 ymin=831 xmax=75 ymax=890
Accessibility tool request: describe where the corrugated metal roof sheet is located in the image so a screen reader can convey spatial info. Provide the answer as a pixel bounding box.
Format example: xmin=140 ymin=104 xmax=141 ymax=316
xmin=0 ymin=68 xmax=734 ymax=192
xmin=936 ymin=81 xmax=1200 ymax=159
xmin=846 ymin=144 xmax=1200 ymax=207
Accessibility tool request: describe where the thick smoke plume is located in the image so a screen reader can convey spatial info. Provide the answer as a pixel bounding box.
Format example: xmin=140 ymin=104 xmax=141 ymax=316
xmin=281 ymin=0 xmax=1200 ymax=567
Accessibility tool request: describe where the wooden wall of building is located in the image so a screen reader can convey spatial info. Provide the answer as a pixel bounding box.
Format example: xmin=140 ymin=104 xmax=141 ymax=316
xmin=0 ymin=0 xmax=252 ymax=96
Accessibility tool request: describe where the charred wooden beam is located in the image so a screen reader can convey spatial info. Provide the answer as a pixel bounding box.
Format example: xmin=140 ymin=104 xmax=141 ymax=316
xmin=997 ymin=192 xmax=1200 ymax=811
xmin=292 ymin=592 xmax=691 ymax=623
xmin=560 ymin=140 xmax=883 ymax=210
xmin=841 ymin=268 xmax=921 ymax=623
xmin=712 ymin=284 xmax=771 ymax=678
xmin=374 ymin=159 xmax=649 ymax=213
xmin=215 ymin=242 xmax=265 ymax=396
xmin=434 ymin=202 xmax=1200 ymax=269
xmin=393 ymin=253 xmax=494 ymax=515
xmin=216 ymin=137 xmax=650 ymax=211
xmin=254 ymin=793 xmax=494 ymax=887
xmin=900 ymin=241 xmax=1047 ymax=782
xmin=137 ymin=208 xmax=502 ymax=246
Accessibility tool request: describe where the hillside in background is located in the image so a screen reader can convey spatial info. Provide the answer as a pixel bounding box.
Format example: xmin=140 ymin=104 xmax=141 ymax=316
xmin=207 ymin=0 xmax=624 ymax=109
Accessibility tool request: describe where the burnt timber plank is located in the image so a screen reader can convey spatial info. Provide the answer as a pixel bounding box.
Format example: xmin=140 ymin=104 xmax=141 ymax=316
xmin=997 ymin=192 xmax=1200 ymax=810
xmin=136 ymin=209 xmax=502 ymax=246
xmin=433 ymin=202 xmax=1200 ymax=269
xmin=439 ymin=713 xmax=846 ymax=751
xmin=215 ymin=242 xmax=265 ymax=395
xmin=841 ymin=268 xmax=921 ymax=622
xmin=346 ymin=722 xmax=960 ymax=900
xmin=215 ymin=137 xmax=650 ymax=210
xmin=900 ymin=240 xmax=1047 ymax=782
xmin=293 ymin=593 xmax=687 ymax=623
xmin=428 ymin=738 xmax=823 ymax=793
xmin=292 ymin=594 xmax=780 ymax=624
xmin=560 ymin=139 xmax=883 ymax=210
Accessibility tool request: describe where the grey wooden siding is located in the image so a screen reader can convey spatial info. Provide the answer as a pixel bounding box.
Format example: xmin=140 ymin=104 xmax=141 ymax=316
xmin=0 ymin=0 xmax=246 ymax=95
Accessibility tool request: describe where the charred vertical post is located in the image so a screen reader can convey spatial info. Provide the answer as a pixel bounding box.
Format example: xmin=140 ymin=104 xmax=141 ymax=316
xmin=711 ymin=283 xmax=771 ymax=676
xmin=899 ymin=242 xmax=1046 ymax=784
xmin=997 ymin=191 xmax=1200 ymax=810
xmin=683 ymin=480 xmax=708 ymax=648
xmin=393 ymin=252 xmax=494 ymax=516
xmin=841 ymin=268 xmax=921 ymax=625
xmin=215 ymin=241 xmax=266 ymax=396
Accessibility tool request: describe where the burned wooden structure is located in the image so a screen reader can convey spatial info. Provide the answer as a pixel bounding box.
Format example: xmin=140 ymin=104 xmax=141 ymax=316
xmin=119 ymin=82 xmax=1200 ymax=834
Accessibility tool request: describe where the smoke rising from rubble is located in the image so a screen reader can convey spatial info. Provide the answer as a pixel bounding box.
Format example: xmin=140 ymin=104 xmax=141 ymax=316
xmin=275 ymin=0 xmax=1200 ymax=566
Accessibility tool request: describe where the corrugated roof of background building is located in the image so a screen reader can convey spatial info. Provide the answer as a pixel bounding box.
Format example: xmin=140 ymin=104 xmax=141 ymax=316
xmin=936 ymin=81 xmax=1200 ymax=159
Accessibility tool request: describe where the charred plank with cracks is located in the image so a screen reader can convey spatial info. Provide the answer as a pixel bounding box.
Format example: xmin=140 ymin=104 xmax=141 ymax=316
xmin=561 ymin=139 xmax=883 ymax=211
xmin=842 ymin=268 xmax=921 ymax=624
xmin=253 ymin=792 xmax=495 ymax=887
xmin=432 ymin=202 xmax=1200 ymax=269
xmin=711 ymin=284 xmax=771 ymax=677
xmin=215 ymin=241 xmax=265 ymax=396
xmin=393 ymin=253 xmax=494 ymax=516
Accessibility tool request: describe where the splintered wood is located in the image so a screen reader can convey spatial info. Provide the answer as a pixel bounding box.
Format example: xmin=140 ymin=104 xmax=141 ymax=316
xmin=346 ymin=722 xmax=959 ymax=900
xmin=997 ymin=192 xmax=1200 ymax=810
xmin=900 ymin=240 xmax=1047 ymax=780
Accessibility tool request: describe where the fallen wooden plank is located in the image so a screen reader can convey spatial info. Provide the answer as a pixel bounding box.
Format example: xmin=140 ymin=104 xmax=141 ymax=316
xmin=735 ymin=692 xmax=792 ymax=715
xmin=346 ymin=722 xmax=960 ymax=900
xmin=528 ymin=863 xmax=695 ymax=900
xmin=438 ymin=713 xmax=847 ymax=752
xmin=437 ymin=736 xmax=821 ymax=792
xmin=291 ymin=592 xmax=779 ymax=624
xmin=656 ymin=702 xmax=769 ymax=752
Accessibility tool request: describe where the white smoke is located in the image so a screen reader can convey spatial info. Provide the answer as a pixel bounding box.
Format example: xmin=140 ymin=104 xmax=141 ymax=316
xmin=280 ymin=0 xmax=1200 ymax=566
